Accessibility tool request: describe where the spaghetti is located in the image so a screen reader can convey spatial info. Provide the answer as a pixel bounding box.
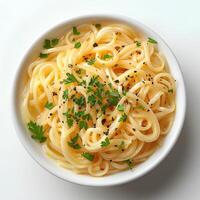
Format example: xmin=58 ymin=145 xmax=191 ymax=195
xmin=21 ymin=23 xmax=176 ymax=176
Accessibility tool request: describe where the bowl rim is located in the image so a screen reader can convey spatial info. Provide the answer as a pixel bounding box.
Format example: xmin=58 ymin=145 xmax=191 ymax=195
xmin=12 ymin=13 xmax=186 ymax=187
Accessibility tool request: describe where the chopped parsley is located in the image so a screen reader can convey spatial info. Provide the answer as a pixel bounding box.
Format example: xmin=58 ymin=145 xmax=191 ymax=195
xmin=107 ymin=90 xmax=121 ymax=106
xmin=88 ymin=95 xmax=96 ymax=106
xmin=74 ymin=96 xmax=85 ymax=106
xmin=89 ymin=75 xmax=99 ymax=86
xmin=103 ymin=54 xmax=113 ymax=60
xmin=68 ymin=134 xmax=81 ymax=149
xmin=45 ymin=102 xmax=54 ymax=110
xmin=87 ymin=75 xmax=105 ymax=106
xmin=72 ymin=26 xmax=80 ymax=35
xmin=101 ymin=137 xmax=110 ymax=147
xmin=87 ymin=58 xmax=95 ymax=65
xmin=67 ymin=118 xmax=73 ymax=128
xmin=60 ymin=75 xmax=124 ymax=132
xmin=135 ymin=41 xmax=141 ymax=47
xmin=117 ymin=104 xmax=125 ymax=112
xmin=39 ymin=53 xmax=48 ymax=58
xmin=63 ymin=111 xmax=74 ymax=128
xmin=27 ymin=121 xmax=46 ymax=143
xmin=101 ymin=104 xmax=107 ymax=113
xmin=86 ymin=76 xmax=122 ymax=113
xmin=148 ymin=37 xmax=157 ymax=44
xmin=63 ymin=73 xmax=79 ymax=84
xmin=87 ymin=86 xmax=93 ymax=93
xmin=79 ymin=120 xmax=88 ymax=129
xmin=51 ymin=38 xmax=59 ymax=46
xmin=74 ymin=42 xmax=81 ymax=48
xmin=82 ymin=113 xmax=92 ymax=121
xmin=43 ymin=39 xmax=51 ymax=49
xmin=63 ymin=109 xmax=91 ymax=129
xmin=82 ymin=152 xmax=94 ymax=161
xmin=168 ymin=89 xmax=173 ymax=93
xmin=125 ymin=159 xmax=133 ymax=169
xmin=62 ymin=90 xmax=68 ymax=100
xmin=119 ymin=113 xmax=127 ymax=122
xmin=43 ymin=38 xmax=59 ymax=49
xmin=95 ymin=24 xmax=101 ymax=29
xmin=74 ymin=110 xmax=85 ymax=120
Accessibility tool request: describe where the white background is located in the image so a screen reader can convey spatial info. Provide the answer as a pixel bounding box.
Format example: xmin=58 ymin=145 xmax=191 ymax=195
xmin=0 ymin=0 xmax=200 ymax=199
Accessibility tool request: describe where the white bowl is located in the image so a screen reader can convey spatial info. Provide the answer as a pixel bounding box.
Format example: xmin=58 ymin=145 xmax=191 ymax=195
xmin=12 ymin=14 xmax=186 ymax=187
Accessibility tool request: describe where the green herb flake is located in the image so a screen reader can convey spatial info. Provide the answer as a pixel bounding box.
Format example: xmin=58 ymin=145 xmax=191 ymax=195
xmin=168 ymin=89 xmax=173 ymax=93
xmin=72 ymin=26 xmax=80 ymax=35
xmin=82 ymin=152 xmax=94 ymax=161
xmin=62 ymin=90 xmax=68 ymax=100
xmin=148 ymin=37 xmax=157 ymax=44
xmin=68 ymin=134 xmax=81 ymax=149
xmin=74 ymin=111 xmax=85 ymax=120
xmin=51 ymin=38 xmax=59 ymax=47
xmin=88 ymin=95 xmax=96 ymax=106
xmin=103 ymin=54 xmax=113 ymax=60
xmin=68 ymin=142 xmax=81 ymax=149
xmin=101 ymin=104 xmax=107 ymax=113
xmin=87 ymin=58 xmax=95 ymax=65
xmin=74 ymin=41 xmax=81 ymax=49
xmin=63 ymin=73 xmax=79 ymax=84
xmin=27 ymin=121 xmax=46 ymax=143
xmin=125 ymin=159 xmax=133 ymax=169
xmin=63 ymin=111 xmax=74 ymax=128
xmin=79 ymin=120 xmax=88 ymax=130
xmin=95 ymin=24 xmax=101 ymax=29
xmin=39 ymin=53 xmax=48 ymax=58
xmin=117 ymin=104 xmax=125 ymax=112
xmin=95 ymin=88 xmax=104 ymax=100
xmin=119 ymin=113 xmax=127 ymax=122
xmin=45 ymin=102 xmax=54 ymax=110
xmin=71 ymin=134 xmax=79 ymax=143
xmin=101 ymin=137 xmax=110 ymax=147
xmin=82 ymin=113 xmax=92 ymax=121
xmin=135 ymin=41 xmax=141 ymax=47
xmin=67 ymin=118 xmax=73 ymax=128
xmin=74 ymin=96 xmax=85 ymax=106
xmin=43 ymin=38 xmax=59 ymax=49
xmin=107 ymin=90 xmax=121 ymax=106
xmin=43 ymin=39 xmax=51 ymax=49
